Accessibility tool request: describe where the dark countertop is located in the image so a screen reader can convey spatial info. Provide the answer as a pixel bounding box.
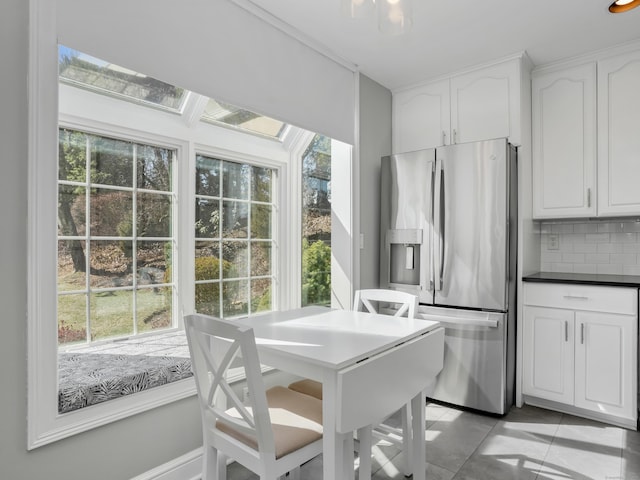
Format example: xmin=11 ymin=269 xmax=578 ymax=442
xmin=523 ymin=272 xmax=640 ymax=288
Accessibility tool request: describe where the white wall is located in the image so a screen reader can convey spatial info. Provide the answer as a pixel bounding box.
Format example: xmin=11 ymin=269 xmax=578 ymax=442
xmin=358 ymin=75 xmax=392 ymax=289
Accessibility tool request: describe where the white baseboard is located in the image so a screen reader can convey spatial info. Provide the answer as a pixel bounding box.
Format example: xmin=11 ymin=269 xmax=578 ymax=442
xmin=130 ymin=448 xmax=203 ymax=480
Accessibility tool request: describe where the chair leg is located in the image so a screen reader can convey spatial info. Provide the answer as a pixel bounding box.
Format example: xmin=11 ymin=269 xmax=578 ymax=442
xmin=401 ymin=404 xmax=413 ymax=477
xmin=203 ymin=444 xmax=226 ymax=480
xmin=357 ymin=425 xmax=372 ymax=480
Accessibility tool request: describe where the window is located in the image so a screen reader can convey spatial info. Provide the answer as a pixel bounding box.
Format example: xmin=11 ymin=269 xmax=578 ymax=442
xmin=201 ymin=99 xmax=287 ymax=139
xmin=30 ymin=37 xmax=341 ymax=449
xmin=57 ymin=128 xmax=176 ymax=346
xmin=58 ymin=46 xmax=188 ymax=112
xmin=301 ymin=135 xmax=332 ymax=307
xmin=194 ymin=155 xmax=276 ymax=317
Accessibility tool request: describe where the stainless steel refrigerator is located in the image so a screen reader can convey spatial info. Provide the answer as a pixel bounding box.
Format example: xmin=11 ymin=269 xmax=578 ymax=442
xmin=379 ymin=138 xmax=517 ymax=415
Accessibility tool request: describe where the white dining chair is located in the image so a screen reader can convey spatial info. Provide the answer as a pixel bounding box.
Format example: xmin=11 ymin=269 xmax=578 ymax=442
xmin=185 ymin=313 xmax=324 ymax=480
xmin=288 ymin=288 xmax=419 ymax=479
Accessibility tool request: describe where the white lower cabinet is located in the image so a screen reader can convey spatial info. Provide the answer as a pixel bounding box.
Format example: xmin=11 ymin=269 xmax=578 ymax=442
xmin=523 ymin=283 xmax=638 ymax=428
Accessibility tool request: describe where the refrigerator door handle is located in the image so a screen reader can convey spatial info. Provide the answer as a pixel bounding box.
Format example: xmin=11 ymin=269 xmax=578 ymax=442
xmin=428 ymin=161 xmax=436 ymax=291
xmin=434 ymin=159 xmax=444 ymax=291
xmin=439 ymin=169 xmax=445 ymax=289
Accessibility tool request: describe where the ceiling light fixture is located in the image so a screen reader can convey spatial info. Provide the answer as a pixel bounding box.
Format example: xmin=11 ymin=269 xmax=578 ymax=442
xmin=341 ymin=0 xmax=413 ymax=35
xmin=609 ymin=0 xmax=640 ymax=13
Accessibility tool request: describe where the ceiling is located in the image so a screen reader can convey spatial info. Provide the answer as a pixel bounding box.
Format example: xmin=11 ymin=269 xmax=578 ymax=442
xmin=239 ymin=0 xmax=640 ymax=91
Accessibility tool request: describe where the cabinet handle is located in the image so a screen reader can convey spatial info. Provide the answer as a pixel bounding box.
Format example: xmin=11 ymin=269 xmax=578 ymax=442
xmin=580 ymin=323 xmax=585 ymax=345
xmin=442 ymin=130 xmax=446 ymax=145
xmin=563 ymin=295 xmax=589 ymax=300
xmin=587 ymin=188 xmax=591 ymax=208
xmin=564 ymin=321 xmax=568 ymax=342
xmin=453 ymin=129 xmax=458 ymax=144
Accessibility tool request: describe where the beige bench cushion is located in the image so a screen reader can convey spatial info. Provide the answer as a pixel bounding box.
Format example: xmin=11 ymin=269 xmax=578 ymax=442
xmin=288 ymin=379 xmax=323 ymax=400
xmin=217 ymin=386 xmax=322 ymax=458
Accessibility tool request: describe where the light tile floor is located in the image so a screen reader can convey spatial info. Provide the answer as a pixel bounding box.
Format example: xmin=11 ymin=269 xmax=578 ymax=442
xmin=224 ymin=402 xmax=640 ymax=480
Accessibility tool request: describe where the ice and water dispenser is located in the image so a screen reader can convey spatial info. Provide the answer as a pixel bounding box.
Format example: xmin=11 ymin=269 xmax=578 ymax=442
xmin=387 ymin=229 xmax=422 ymax=287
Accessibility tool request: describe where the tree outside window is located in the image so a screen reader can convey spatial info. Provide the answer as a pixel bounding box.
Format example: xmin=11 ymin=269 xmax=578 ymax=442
xmin=301 ymin=135 xmax=331 ymax=306
xmin=57 ymin=128 xmax=175 ymax=345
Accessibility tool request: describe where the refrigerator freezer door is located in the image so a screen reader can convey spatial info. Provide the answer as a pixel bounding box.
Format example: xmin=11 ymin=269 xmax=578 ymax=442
xmin=418 ymin=305 xmax=512 ymax=414
xmin=380 ymin=150 xmax=436 ymax=304
xmin=434 ymin=139 xmax=509 ymax=311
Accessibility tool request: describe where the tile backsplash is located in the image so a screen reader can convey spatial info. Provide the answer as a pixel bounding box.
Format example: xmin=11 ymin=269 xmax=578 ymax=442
xmin=540 ymin=219 xmax=640 ymax=275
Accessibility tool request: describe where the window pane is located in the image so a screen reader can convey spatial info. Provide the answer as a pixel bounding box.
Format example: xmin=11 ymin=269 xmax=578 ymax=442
xmin=58 ymin=128 xmax=177 ymax=349
xmin=90 ymin=135 xmax=134 ymax=187
xmin=223 ymin=162 xmax=249 ymax=200
xmin=251 ymin=278 xmax=272 ymax=313
xmin=58 ymin=46 xmax=187 ymax=111
xmin=58 ymin=294 xmax=87 ymax=345
xmin=252 ymin=166 xmax=272 ymax=202
xmin=90 ymin=290 xmax=134 ymax=340
xmin=195 ymin=198 xmax=220 ymax=239
xmin=195 ymin=156 xmax=275 ymax=319
xmin=58 ymin=240 xmax=87 ymax=292
xmin=201 ymin=99 xmax=286 ymax=139
xmin=137 ymin=241 xmax=171 ymax=285
xmin=301 ymin=135 xmax=332 ymax=307
xmin=58 ymin=185 xmax=86 ymax=237
xmin=137 ymin=192 xmax=171 ymax=237
xmin=90 ymin=240 xmax=133 ymax=288
xmin=222 ymin=200 xmax=248 ymax=238
xmin=223 ymin=241 xmax=248 ymax=279
xmin=196 ymin=155 xmax=220 ymax=197
xmin=136 ymin=286 xmax=172 ymax=333
xmin=195 ymin=243 xmax=221 ymax=281
xmin=90 ymin=189 xmax=133 ymax=237
xmin=251 ymin=242 xmax=271 ymax=277
xmin=58 ymin=129 xmax=87 ymax=182
xmin=195 ymin=282 xmax=221 ymax=317
xmin=137 ymin=145 xmax=172 ymax=192
xmin=251 ymin=204 xmax=272 ymax=239
xmin=223 ymin=280 xmax=248 ymax=317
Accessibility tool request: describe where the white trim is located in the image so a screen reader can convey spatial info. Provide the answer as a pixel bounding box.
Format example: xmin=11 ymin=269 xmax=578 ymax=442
xmin=531 ymin=37 xmax=640 ymax=76
xmin=129 ymin=448 xmax=203 ymax=480
xmin=28 ymin=0 xmax=61 ymax=450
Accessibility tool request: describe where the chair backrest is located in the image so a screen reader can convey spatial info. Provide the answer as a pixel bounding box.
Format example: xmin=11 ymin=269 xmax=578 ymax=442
xmin=184 ymin=314 xmax=276 ymax=456
xmin=353 ymin=289 xmax=418 ymax=318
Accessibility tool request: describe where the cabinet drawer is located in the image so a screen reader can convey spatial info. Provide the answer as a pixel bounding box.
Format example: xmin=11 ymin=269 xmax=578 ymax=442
xmin=524 ymin=283 xmax=637 ymax=315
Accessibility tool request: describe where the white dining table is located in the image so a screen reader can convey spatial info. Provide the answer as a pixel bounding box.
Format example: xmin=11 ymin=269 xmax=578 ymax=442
xmin=237 ymin=306 xmax=444 ymax=480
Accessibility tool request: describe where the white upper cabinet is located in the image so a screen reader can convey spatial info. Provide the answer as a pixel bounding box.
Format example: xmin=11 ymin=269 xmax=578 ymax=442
xmin=392 ymin=57 xmax=522 ymax=154
xmin=598 ymin=50 xmax=640 ymax=217
xmin=393 ymin=79 xmax=450 ymax=153
xmin=450 ymin=60 xmax=521 ymax=146
xmin=532 ymin=63 xmax=597 ymax=219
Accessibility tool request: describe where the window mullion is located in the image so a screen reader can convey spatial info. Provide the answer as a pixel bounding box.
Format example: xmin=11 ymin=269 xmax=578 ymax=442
xmin=84 ymin=134 xmax=91 ymax=344
xmin=132 ymin=143 xmax=138 ymax=337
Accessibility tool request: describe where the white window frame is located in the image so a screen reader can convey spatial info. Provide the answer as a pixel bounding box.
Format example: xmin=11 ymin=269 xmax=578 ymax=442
xmin=30 ymin=112 xmax=195 ymax=448
xmin=193 ymin=143 xmax=286 ymax=316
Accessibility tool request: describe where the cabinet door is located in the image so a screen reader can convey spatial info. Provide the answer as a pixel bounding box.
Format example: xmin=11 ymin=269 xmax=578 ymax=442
xmin=574 ymin=310 xmax=637 ymax=421
xmin=450 ymin=60 xmax=520 ymax=146
xmin=532 ymin=63 xmax=596 ymax=219
xmin=392 ymin=79 xmax=450 ymax=153
xmin=523 ymin=306 xmax=574 ymax=404
xmin=598 ymin=50 xmax=640 ymax=216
